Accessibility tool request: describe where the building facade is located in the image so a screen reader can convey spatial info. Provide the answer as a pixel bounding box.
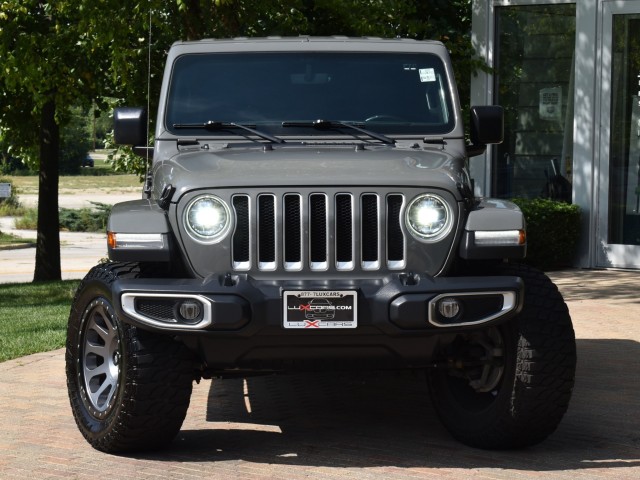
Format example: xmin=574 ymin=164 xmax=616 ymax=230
xmin=471 ymin=0 xmax=640 ymax=269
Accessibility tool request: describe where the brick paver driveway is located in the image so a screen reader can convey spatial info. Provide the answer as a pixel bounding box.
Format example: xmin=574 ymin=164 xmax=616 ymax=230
xmin=1 ymin=269 xmax=639 ymax=479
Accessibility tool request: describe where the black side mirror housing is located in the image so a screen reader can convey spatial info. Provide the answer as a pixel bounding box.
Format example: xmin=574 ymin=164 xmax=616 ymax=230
xmin=114 ymin=107 xmax=148 ymax=146
xmin=468 ymin=106 xmax=504 ymax=157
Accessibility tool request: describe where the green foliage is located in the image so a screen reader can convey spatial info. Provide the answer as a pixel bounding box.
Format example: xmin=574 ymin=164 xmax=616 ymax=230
xmin=0 ymin=155 xmax=33 ymax=175
xmin=0 ymin=0 xmax=118 ymax=280
xmin=512 ymin=198 xmax=581 ymax=271
xmin=15 ymin=203 xmax=112 ymax=232
xmin=93 ymin=105 xmax=114 ymax=149
xmin=13 ymin=208 xmax=37 ymax=230
xmin=60 ymin=105 xmax=93 ymax=174
xmin=1 ymin=0 xmax=485 ymax=283
xmin=0 ymin=1 xmax=110 ymax=138
xmin=80 ymin=0 xmax=484 ymax=176
xmin=3 ymin=1 xmax=485 ymax=181
xmin=59 ymin=202 xmax=112 ymax=232
xmin=0 ymin=280 xmax=79 ymax=362
xmin=104 ymin=130 xmax=150 ymax=181
xmin=0 ymin=135 xmax=36 ymax=174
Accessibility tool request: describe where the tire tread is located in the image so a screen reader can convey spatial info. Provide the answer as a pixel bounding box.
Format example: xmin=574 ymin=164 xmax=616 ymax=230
xmin=66 ymin=262 xmax=196 ymax=453
xmin=428 ymin=263 xmax=577 ymax=449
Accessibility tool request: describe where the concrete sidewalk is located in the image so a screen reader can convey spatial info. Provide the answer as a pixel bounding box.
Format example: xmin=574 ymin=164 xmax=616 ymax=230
xmin=0 ymin=268 xmax=639 ymax=479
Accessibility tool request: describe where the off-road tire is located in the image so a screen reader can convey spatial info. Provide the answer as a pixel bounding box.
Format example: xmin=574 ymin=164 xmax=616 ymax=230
xmin=66 ymin=262 xmax=196 ymax=453
xmin=428 ymin=263 xmax=576 ymax=449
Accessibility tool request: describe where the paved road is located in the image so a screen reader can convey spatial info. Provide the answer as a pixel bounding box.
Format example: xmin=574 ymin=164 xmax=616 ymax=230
xmin=0 ymin=269 xmax=639 ymax=479
xmin=0 ymin=217 xmax=107 ymax=284
xmin=0 ymin=190 xmax=139 ymax=283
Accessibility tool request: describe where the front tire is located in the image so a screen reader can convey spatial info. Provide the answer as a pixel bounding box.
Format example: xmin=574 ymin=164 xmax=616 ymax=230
xmin=428 ymin=264 xmax=576 ymax=449
xmin=66 ymin=262 xmax=196 ymax=453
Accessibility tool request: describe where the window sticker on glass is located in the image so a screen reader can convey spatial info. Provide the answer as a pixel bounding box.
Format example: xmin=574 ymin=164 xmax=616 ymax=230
xmin=419 ymin=68 xmax=436 ymax=82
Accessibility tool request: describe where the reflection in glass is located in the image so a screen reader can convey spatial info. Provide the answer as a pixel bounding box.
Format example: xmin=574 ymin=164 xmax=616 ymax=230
xmin=608 ymin=14 xmax=640 ymax=245
xmin=493 ymin=4 xmax=576 ymax=201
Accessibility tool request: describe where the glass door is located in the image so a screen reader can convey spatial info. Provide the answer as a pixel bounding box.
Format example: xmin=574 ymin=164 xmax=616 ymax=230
xmin=493 ymin=4 xmax=576 ymax=200
xmin=597 ymin=3 xmax=640 ymax=268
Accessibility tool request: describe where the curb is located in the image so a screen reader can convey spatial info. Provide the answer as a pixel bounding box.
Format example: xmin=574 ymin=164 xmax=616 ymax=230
xmin=0 ymin=242 xmax=35 ymax=251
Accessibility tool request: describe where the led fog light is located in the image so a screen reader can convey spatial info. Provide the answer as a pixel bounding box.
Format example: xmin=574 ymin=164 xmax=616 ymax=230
xmin=178 ymin=300 xmax=203 ymax=323
xmin=437 ymin=297 xmax=461 ymax=319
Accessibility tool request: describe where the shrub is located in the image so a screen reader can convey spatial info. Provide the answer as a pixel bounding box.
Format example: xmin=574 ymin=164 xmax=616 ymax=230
xmin=58 ymin=202 xmax=111 ymax=232
xmin=512 ymin=198 xmax=581 ymax=271
xmin=14 ymin=202 xmax=112 ymax=232
xmin=13 ymin=208 xmax=37 ymax=229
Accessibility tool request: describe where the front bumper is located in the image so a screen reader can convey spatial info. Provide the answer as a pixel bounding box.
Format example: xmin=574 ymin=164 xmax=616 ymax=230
xmin=112 ymin=273 xmax=523 ymax=369
xmin=114 ymin=273 xmax=524 ymax=332
xmin=113 ymin=274 xmax=524 ymax=337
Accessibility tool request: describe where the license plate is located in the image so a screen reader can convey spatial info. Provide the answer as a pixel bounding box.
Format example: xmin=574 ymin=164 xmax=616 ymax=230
xmin=283 ymin=290 xmax=357 ymax=329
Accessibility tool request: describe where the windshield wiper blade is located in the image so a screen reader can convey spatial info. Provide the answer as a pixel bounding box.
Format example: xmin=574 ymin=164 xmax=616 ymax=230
xmin=282 ymin=119 xmax=395 ymax=145
xmin=173 ymin=121 xmax=285 ymax=144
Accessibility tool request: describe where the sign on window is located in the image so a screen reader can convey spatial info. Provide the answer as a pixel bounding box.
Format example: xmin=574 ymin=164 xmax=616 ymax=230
xmin=539 ymin=87 xmax=562 ymax=122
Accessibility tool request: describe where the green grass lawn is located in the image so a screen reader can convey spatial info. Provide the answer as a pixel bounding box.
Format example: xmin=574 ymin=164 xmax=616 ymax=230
xmin=0 ymin=280 xmax=79 ymax=362
xmin=9 ymin=168 xmax=141 ymax=195
xmin=0 ymin=231 xmax=34 ymax=246
xmin=0 ymin=164 xmax=138 ymax=362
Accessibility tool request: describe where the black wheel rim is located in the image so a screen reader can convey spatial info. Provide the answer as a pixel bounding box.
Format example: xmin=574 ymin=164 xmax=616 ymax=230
xmin=438 ymin=327 xmax=507 ymax=412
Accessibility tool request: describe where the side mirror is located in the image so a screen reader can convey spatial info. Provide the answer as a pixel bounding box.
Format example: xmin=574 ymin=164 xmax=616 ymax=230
xmin=114 ymin=107 xmax=147 ymax=146
xmin=468 ymin=106 xmax=504 ymax=157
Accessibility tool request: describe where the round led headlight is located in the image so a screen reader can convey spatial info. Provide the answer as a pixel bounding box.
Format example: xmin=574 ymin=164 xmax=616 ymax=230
xmin=405 ymin=194 xmax=452 ymax=241
xmin=184 ymin=195 xmax=231 ymax=244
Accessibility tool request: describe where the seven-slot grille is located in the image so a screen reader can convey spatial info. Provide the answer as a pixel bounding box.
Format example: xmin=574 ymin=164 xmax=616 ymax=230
xmin=231 ymin=191 xmax=405 ymax=272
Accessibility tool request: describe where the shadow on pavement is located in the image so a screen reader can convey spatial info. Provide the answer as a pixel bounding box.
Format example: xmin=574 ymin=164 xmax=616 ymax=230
xmin=132 ymin=338 xmax=640 ymax=473
xmin=548 ymin=269 xmax=640 ymax=303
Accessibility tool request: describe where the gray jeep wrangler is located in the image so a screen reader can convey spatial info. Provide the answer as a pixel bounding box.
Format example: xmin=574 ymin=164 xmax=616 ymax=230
xmin=66 ymin=37 xmax=576 ymax=453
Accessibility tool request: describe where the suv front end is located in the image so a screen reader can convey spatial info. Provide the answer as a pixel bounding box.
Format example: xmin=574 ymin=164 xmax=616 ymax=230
xmin=66 ymin=38 xmax=575 ymax=453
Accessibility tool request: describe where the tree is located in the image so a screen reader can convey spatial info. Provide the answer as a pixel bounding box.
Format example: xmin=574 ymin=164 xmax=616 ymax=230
xmin=1 ymin=0 xmax=482 ymax=282
xmin=0 ymin=1 xmax=111 ymax=281
xmin=101 ymin=0 xmax=484 ymax=176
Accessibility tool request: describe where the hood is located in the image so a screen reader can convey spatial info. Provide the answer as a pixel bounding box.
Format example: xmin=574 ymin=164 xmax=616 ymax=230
xmin=154 ymin=144 xmax=468 ymax=202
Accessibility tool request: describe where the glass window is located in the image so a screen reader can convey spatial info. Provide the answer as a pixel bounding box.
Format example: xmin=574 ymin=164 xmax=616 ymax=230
xmin=493 ymin=4 xmax=576 ymax=200
xmin=165 ymin=52 xmax=455 ymax=136
xmin=608 ymin=14 xmax=640 ymax=245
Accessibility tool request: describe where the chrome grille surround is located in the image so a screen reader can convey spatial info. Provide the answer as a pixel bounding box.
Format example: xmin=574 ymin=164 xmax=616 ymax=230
xmin=230 ymin=188 xmax=410 ymax=273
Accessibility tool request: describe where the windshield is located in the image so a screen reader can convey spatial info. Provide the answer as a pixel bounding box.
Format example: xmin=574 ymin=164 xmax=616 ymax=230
xmin=165 ymin=52 xmax=455 ymax=137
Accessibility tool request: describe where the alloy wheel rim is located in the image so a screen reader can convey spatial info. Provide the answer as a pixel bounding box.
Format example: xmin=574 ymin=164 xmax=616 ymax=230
xmin=78 ymin=298 xmax=121 ymax=419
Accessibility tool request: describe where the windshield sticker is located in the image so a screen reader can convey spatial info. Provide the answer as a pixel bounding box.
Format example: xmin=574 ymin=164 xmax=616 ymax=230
xmin=419 ymin=68 xmax=436 ymax=83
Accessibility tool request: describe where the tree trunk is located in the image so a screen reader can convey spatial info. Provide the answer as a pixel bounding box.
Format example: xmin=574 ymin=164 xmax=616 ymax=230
xmin=33 ymin=99 xmax=61 ymax=282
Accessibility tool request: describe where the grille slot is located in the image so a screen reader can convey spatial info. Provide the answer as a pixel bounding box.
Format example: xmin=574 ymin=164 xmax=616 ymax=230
xmin=230 ymin=190 xmax=405 ymax=272
xmin=258 ymin=194 xmax=276 ymax=270
xmin=283 ymin=194 xmax=302 ymax=270
xmin=387 ymin=194 xmax=405 ymax=267
xmin=232 ymin=195 xmax=250 ymax=270
xmin=335 ymin=194 xmax=354 ymax=270
xmin=309 ymin=194 xmax=328 ymax=270
xmin=361 ymin=194 xmax=379 ymax=269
